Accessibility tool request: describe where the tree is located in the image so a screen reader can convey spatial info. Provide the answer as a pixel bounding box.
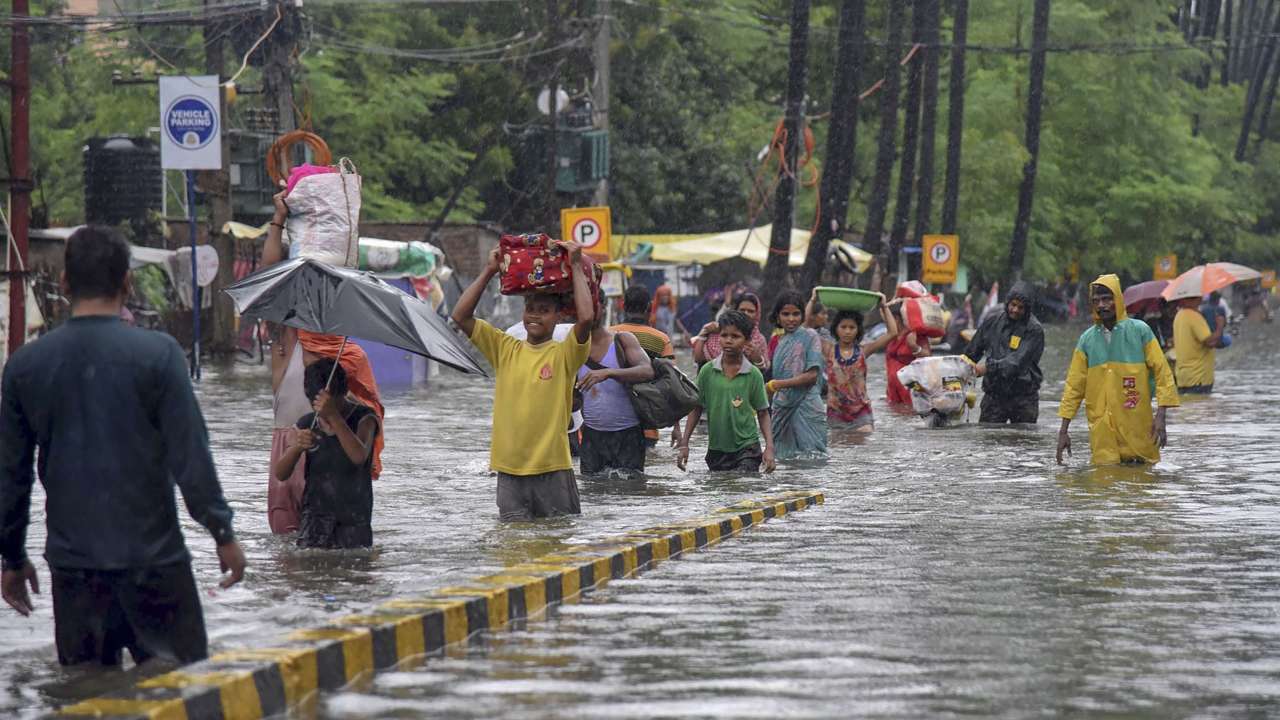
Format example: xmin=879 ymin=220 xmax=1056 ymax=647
xmin=762 ymin=0 xmax=812 ymax=315
xmin=861 ymin=0 xmax=908 ymax=270
xmin=912 ymin=0 xmax=942 ymax=259
xmin=1006 ymin=0 xmax=1051 ymax=283
xmin=889 ymin=0 xmax=925 ymax=275
xmin=801 ymin=0 xmax=866 ymax=293
xmin=941 ymin=0 xmax=970 ymax=234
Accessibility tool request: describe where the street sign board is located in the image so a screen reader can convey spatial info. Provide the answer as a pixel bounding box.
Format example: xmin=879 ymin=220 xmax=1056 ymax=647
xmin=561 ymin=206 xmax=612 ymax=259
xmin=158 ymin=75 xmax=222 ymax=170
xmin=1154 ymin=254 xmax=1178 ymax=280
xmin=922 ymin=234 xmax=959 ymax=284
xmin=1263 ymin=270 xmax=1276 ymax=289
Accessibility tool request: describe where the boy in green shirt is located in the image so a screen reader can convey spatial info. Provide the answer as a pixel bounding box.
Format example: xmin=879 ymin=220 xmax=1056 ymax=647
xmin=677 ymin=310 xmax=776 ymax=473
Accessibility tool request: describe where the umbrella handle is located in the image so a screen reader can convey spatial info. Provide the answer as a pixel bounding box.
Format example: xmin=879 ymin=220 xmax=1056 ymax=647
xmin=308 ymin=336 xmax=349 ymax=436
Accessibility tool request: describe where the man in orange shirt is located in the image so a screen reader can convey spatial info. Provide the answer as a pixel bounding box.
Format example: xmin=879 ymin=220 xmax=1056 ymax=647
xmin=611 ymin=285 xmax=680 ymax=447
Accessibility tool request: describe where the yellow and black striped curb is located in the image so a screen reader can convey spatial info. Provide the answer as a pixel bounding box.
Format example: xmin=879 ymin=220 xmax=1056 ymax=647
xmin=54 ymin=490 xmax=823 ymax=720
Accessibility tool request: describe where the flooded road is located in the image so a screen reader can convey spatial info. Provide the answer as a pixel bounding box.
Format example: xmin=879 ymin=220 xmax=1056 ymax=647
xmin=3 ymin=321 xmax=1279 ymax=717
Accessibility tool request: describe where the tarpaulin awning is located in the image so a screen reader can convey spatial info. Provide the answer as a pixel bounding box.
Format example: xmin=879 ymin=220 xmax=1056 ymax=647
xmin=648 ymin=225 xmax=811 ymax=268
xmin=640 ymin=225 xmax=873 ymax=272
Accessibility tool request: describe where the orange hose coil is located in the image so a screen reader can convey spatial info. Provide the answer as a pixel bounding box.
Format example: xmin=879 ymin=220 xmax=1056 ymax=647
xmin=266 ymin=130 xmax=333 ymax=188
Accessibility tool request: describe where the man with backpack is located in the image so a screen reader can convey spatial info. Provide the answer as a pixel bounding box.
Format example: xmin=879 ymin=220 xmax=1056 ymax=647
xmin=577 ymin=294 xmax=654 ymax=475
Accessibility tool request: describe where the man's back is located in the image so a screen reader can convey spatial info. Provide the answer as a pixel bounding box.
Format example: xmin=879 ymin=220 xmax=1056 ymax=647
xmin=1173 ymin=308 xmax=1215 ymax=388
xmin=611 ymin=322 xmax=674 ymax=359
xmin=0 ymin=316 xmax=232 ymax=570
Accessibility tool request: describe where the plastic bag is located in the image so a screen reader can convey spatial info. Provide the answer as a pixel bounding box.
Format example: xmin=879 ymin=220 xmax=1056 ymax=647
xmin=285 ymin=158 xmax=361 ymax=268
xmin=896 ymin=355 xmax=977 ymax=419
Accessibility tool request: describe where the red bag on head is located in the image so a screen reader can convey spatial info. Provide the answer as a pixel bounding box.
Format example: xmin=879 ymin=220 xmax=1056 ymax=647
xmin=498 ymin=233 xmax=601 ymax=314
xmin=499 ymin=233 xmax=574 ymax=295
xmin=900 ymin=298 xmax=946 ymax=338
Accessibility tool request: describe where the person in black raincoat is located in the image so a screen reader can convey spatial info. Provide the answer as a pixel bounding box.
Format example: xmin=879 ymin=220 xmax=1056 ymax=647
xmin=963 ymin=281 xmax=1045 ymax=424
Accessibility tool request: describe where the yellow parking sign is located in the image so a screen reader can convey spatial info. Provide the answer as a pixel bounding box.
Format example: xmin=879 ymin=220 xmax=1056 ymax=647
xmin=922 ymin=235 xmax=959 ymax=284
xmin=561 ymin=206 xmax=612 ymax=260
xmin=1154 ymin=254 xmax=1178 ymax=280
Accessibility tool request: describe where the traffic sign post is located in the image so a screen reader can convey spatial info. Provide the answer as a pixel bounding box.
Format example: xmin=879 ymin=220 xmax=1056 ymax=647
xmin=922 ymin=234 xmax=959 ymax=285
xmin=1153 ymin=254 xmax=1178 ymax=281
xmin=561 ymin=206 xmax=612 ymax=259
xmin=159 ymin=76 xmax=222 ymax=380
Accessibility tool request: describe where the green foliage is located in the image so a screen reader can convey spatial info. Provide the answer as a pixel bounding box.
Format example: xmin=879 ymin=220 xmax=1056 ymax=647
xmin=9 ymin=0 xmax=1280 ymax=281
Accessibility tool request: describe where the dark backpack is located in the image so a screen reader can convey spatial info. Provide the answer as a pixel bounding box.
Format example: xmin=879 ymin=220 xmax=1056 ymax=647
xmin=587 ymin=334 xmax=700 ymax=429
xmin=628 ymin=356 xmax=700 ymax=429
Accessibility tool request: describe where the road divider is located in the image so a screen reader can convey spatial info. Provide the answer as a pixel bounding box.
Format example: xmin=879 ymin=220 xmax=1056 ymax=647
xmin=56 ymin=490 xmax=823 ymax=720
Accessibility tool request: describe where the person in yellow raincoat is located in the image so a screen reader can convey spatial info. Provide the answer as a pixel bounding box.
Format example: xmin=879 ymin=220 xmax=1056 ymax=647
xmin=1057 ymin=275 xmax=1180 ymax=465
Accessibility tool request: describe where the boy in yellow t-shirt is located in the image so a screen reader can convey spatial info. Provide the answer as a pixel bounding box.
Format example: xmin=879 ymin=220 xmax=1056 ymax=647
xmin=451 ymin=241 xmax=594 ymax=521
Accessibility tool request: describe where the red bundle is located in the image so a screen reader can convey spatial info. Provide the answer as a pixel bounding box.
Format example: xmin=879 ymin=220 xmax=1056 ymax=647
xmin=900 ymin=298 xmax=946 ymax=338
xmin=499 ymin=233 xmax=572 ymax=295
xmin=498 ymin=233 xmax=600 ymax=312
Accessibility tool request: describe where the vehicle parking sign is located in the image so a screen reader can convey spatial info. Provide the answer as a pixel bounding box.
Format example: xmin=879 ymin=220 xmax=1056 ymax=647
xmin=158 ymin=76 xmax=222 ymax=170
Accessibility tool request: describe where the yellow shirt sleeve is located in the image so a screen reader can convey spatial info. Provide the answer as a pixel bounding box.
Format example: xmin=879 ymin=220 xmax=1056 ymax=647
xmin=468 ymin=319 xmax=517 ymax=369
xmin=558 ymin=326 xmax=591 ymax=372
xmin=1058 ymin=348 xmax=1088 ymax=420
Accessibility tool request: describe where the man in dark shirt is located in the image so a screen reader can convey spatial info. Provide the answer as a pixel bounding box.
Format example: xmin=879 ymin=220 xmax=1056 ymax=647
xmin=964 ymin=281 xmax=1046 ymax=424
xmin=0 ymin=226 xmax=245 ymax=666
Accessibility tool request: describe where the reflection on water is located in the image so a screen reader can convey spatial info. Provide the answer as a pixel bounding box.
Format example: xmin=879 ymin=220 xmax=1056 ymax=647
xmin=2 ymin=322 xmax=1280 ymax=718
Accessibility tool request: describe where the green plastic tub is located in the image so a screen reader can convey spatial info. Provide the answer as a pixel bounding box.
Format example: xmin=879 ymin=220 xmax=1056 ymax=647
xmin=815 ymin=286 xmax=881 ymax=313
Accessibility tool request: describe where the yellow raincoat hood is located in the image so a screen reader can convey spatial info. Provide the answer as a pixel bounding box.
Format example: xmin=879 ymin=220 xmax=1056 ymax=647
xmin=1089 ymin=273 xmax=1128 ymax=324
xmin=1060 ymin=273 xmax=1179 ymax=464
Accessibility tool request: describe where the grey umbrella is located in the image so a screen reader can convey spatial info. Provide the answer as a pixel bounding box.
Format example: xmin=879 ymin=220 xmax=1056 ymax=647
xmin=224 ymin=257 xmax=485 ymax=376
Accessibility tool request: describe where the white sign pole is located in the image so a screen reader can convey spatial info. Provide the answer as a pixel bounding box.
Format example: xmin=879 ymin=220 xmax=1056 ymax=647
xmin=159 ymin=76 xmax=222 ymax=380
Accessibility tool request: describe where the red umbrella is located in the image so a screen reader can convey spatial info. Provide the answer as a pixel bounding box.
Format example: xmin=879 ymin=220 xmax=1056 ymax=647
xmin=1123 ymin=280 xmax=1169 ymax=316
xmin=1161 ymin=262 xmax=1261 ymax=302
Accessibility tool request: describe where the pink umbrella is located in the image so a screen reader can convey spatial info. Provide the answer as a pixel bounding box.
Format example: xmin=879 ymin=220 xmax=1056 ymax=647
xmin=1160 ymin=262 xmax=1261 ymax=302
xmin=1123 ymin=280 xmax=1169 ymax=316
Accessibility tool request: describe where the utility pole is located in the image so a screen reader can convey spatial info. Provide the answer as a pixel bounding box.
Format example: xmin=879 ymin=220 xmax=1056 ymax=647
xmin=206 ymin=1 xmax=236 ymax=354
xmin=800 ymin=0 xmax=865 ymax=293
xmin=912 ymin=0 xmax=941 ymax=276
xmin=861 ymin=0 xmax=907 ymax=284
xmin=591 ymin=0 xmax=610 ymax=208
xmin=941 ymin=0 xmax=970 ymax=234
xmin=263 ymin=2 xmax=298 ymax=149
xmin=545 ymin=0 xmax=562 ymax=232
xmin=7 ymin=0 xmax=30 ymax=359
xmin=1006 ymin=0 xmax=1051 ymax=283
xmin=890 ymin=0 xmax=925 ymax=278
xmin=762 ymin=0 xmax=812 ymax=319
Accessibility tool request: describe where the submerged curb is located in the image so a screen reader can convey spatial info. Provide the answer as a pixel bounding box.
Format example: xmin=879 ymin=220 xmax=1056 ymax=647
xmin=55 ymin=490 xmax=824 ymax=720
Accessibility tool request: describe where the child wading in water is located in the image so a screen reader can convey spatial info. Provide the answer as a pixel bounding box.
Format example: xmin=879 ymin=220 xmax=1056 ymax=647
xmin=452 ymin=241 xmax=594 ymax=521
xmin=826 ymin=308 xmax=882 ymax=432
xmin=677 ymin=310 xmax=775 ymax=473
xmin=275 ymin=359 xmax=379 ymax=549
xmin=767 ymin=291 xmax=829 ymax=460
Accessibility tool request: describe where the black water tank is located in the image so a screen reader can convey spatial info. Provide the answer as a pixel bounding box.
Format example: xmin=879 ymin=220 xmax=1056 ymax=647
xmin=83 ymin=136 xmax=162 ymax=226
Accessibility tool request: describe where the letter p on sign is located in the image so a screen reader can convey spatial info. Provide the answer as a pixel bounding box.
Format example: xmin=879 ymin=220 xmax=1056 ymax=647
xmin=561 ymin=207 xmax=612 ymax=259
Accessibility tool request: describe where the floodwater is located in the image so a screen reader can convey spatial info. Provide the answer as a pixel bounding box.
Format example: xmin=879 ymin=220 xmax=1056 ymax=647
xmin=3 ymin=321 xmax=1280 ymax=718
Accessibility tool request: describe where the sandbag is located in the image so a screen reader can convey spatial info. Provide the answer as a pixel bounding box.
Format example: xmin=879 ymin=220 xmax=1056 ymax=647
xmin=900 ymin=297 xmax=945 ymax=338
xmin=285 ymin=158 xmax=361 ymax=268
